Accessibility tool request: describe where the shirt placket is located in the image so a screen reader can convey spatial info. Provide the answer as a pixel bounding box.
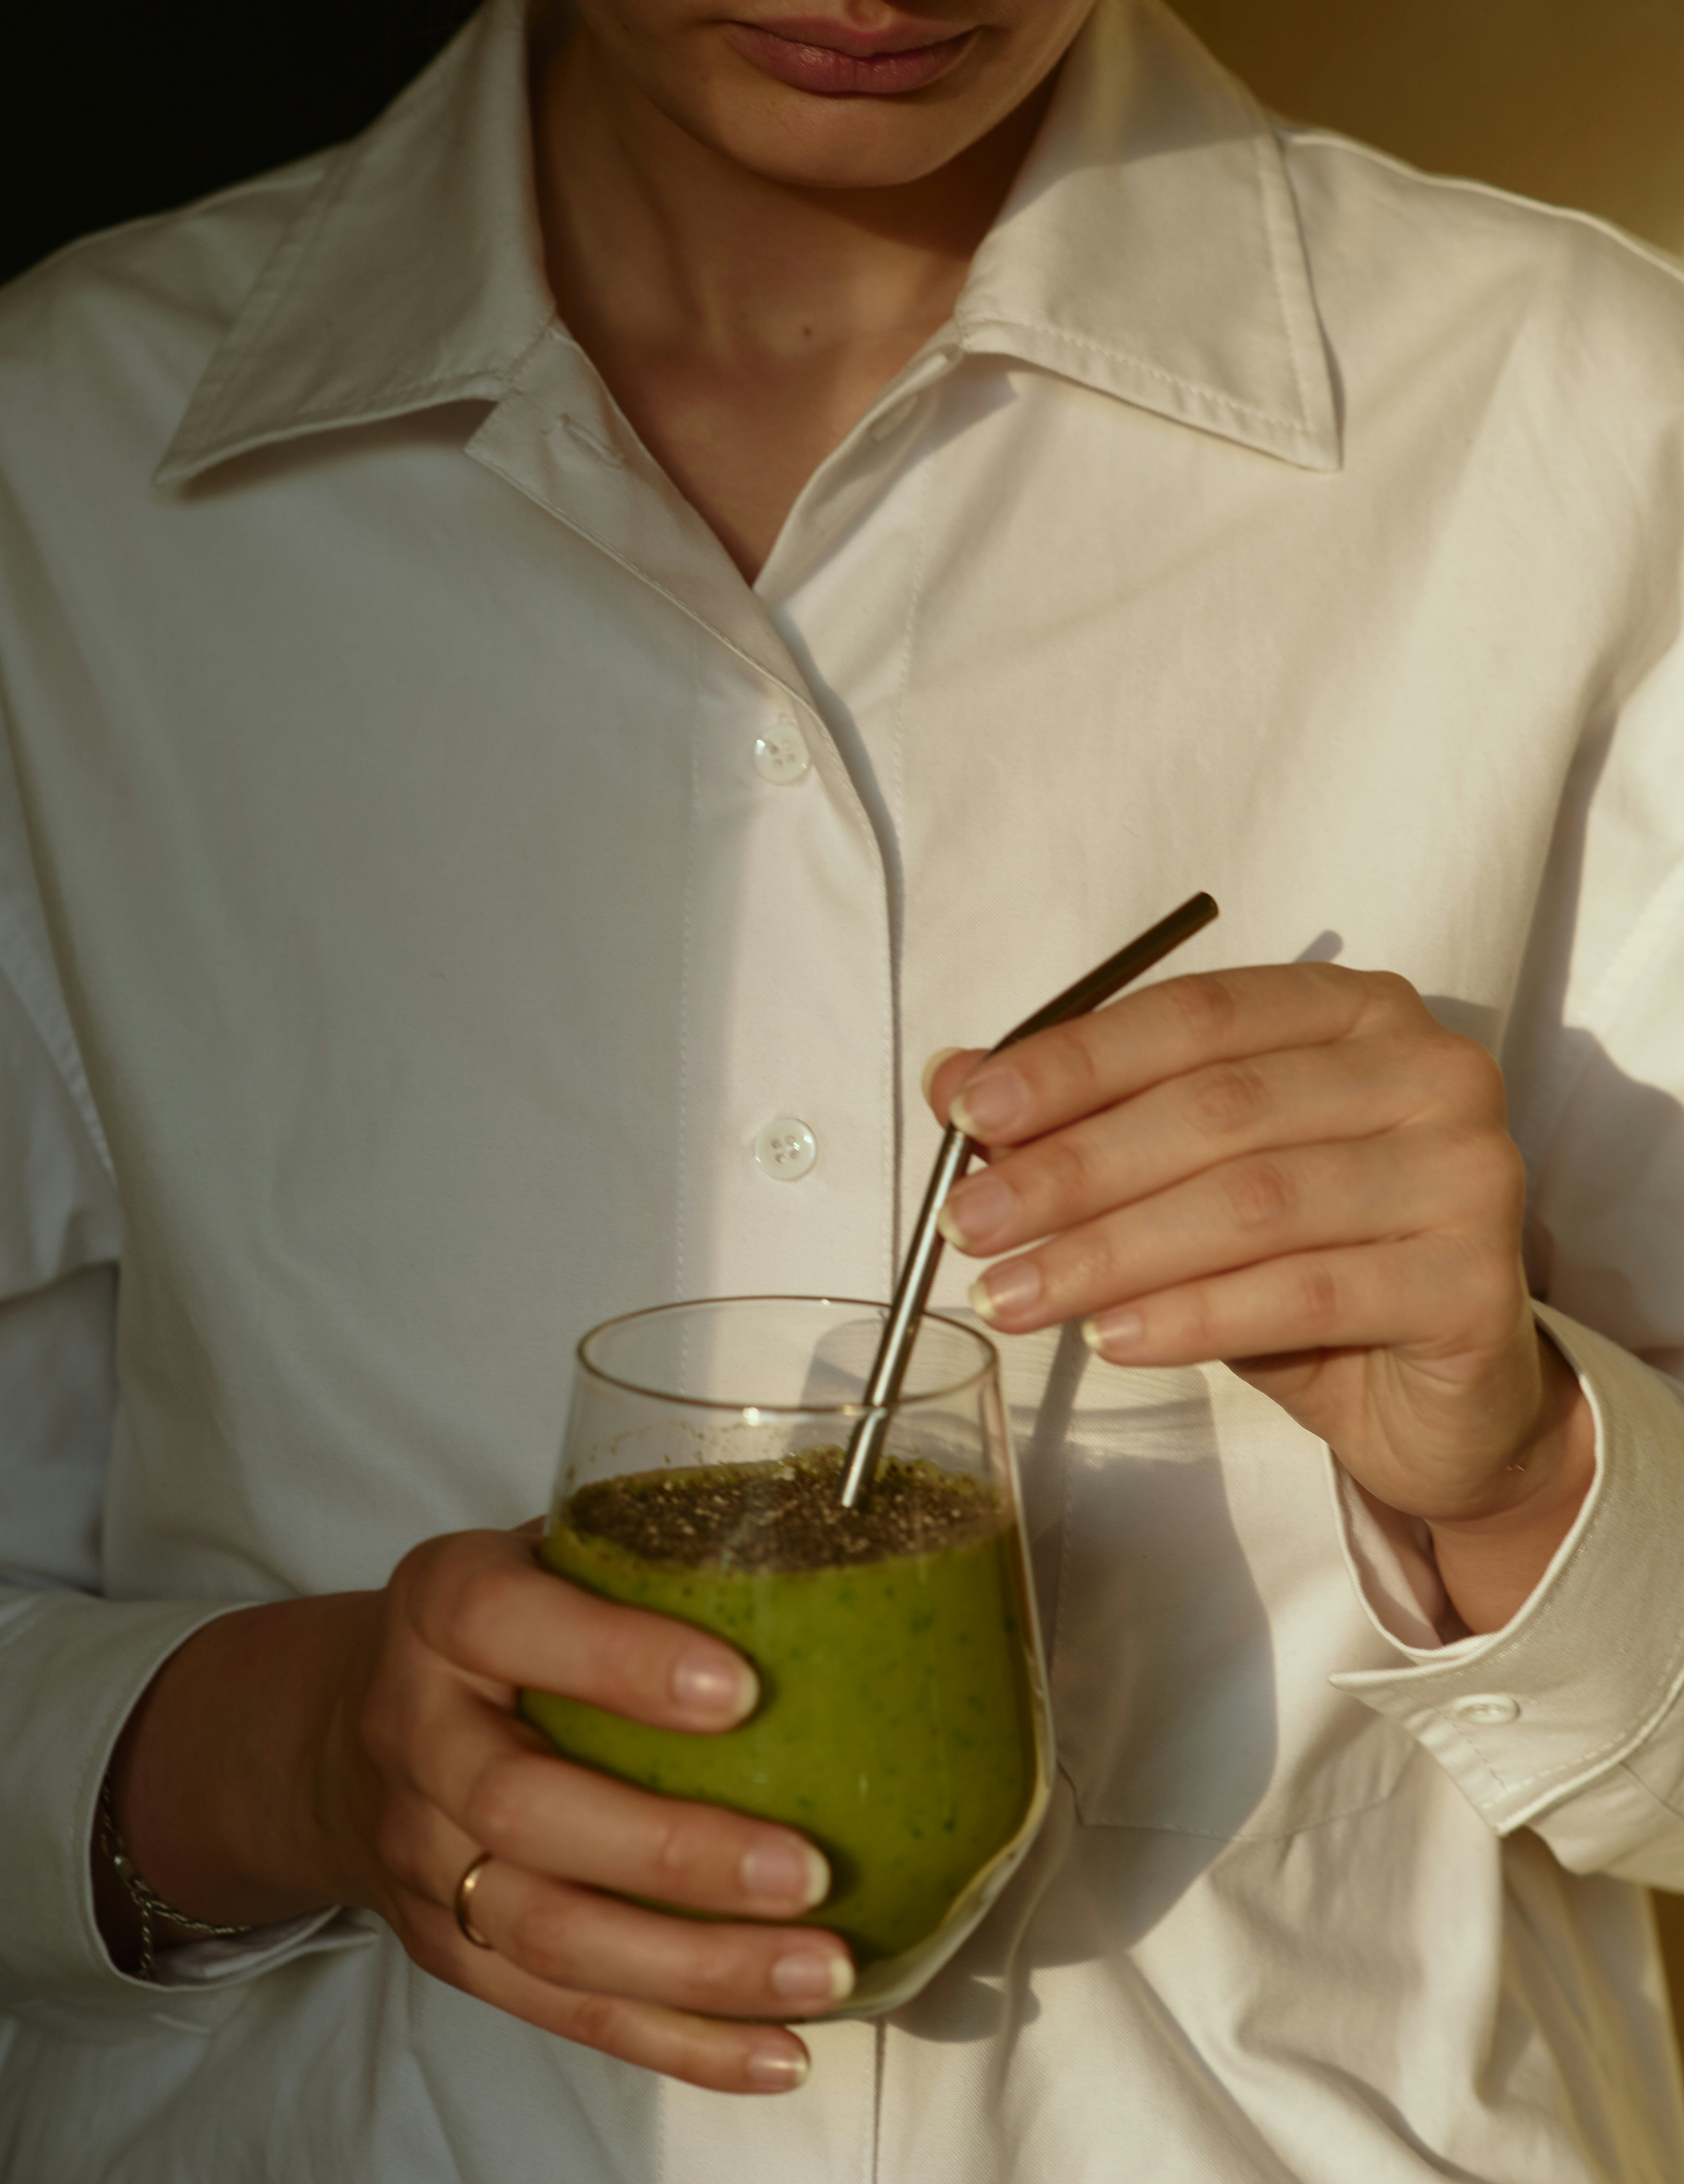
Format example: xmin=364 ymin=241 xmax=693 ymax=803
xmin=467 ymin=329 xmax=899 ymax=2178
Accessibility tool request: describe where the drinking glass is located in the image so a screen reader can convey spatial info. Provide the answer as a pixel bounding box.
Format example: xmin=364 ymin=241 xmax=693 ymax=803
xmin=520 ymin=1295 xmax=1052 ymax=2017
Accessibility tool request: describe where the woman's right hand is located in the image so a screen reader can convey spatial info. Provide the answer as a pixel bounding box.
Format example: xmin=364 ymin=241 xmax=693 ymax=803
xmin=104 ymin=1526 xmax=851 ymax=2093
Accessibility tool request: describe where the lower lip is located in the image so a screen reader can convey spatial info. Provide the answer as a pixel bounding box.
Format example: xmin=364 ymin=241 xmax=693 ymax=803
xmin=724 ymin=22 xmax=975 ymax=97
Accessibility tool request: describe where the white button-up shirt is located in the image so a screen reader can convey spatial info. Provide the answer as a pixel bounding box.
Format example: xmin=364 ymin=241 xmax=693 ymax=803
xmin=5 ymin=2 xmax=1684 ymax=2176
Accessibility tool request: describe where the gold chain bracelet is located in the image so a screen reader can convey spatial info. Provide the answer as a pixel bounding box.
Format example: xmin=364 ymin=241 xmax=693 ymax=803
xmin=96 ymin=1776 xmax=257 ymax=1982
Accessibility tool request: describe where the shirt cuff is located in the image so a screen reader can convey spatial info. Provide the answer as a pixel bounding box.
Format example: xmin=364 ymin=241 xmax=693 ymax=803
xmin=0 ymin=1589 xmax=369 ymax=2018
xmin=1328 ymin=1301 xmax=1684 ymax=1832
xmin=148 ymin=1908 xmax=361 ymax=1989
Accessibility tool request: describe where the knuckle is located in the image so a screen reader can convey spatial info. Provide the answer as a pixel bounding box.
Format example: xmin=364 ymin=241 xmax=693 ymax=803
xmin=384 ymin=1544 xmax=436 ymax=1633
xmin=1053 ymin=1021 xmax=1108 ymax=1109
xmin=523 ymin=1892 xmax=587 ymax=1984
xmin=1184 ymin=1059 xmax=1270 ymax=1139
xmin=1461 ymin=1237 xmax=1524 ymax=1323
xmin=651 ymin=1805 xmax=717 ymax=1889
xmin=1364 ymin=969 xmax=1423 ymax=1019
xmin=1346 ymin=969 xmax=1427 ymax=1036
xmin=462 ymin=1755 xmax=534 ymax=1854
xmin=391 ymin=1530 xmax=481 ymax=1617
xmin=1178 ymin=1288 xmax=1222 ymax=1357
xmin=1491 ymin=1135 xmax=1528 ymax=1221
xmin=1436 ymin=1119 xmax=1526 ymax=1224
xmin=436 ymin=1563 xmax=510 ymax=1673
xmin=1429 ymin=1117 xmax=1488 ymax=1192
xmin=1291 ymin=1257 xmax=1343 ymax=1337
xmin=674 ymin=1942 xmax=745 ymax=2014
xmin=1433 ymin=1034 xmax=1506 ymax=1116
xmin=1062 ymin=1228 xmax=1128 ymax=1301
xmin=1223 ymin=1155 xmax=1297 ymax=1232
xmin=1041 ymin=1128 xmax=1106 ymax=1211
xmin=590 ymin=1614 xmax=671 ymax=1708
xmin=560 ymin=1990 xmax=626 ymax=2054
xmin=1342 ymin=977 xmax=1412 ymax=1050
xmin=1164 ymin=971 xmax=1242 ymax=1047
xmin=390 ymin=1533 xmax=443 ymax=1589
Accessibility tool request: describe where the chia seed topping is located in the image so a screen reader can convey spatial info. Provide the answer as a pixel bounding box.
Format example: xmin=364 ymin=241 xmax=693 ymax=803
xmin=563 ymin=1446 xmax=1005 ymax=1573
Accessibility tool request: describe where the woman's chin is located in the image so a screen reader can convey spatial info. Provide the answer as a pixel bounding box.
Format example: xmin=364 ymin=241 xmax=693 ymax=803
xmin=677 ymin=76 xmax=1000 ymax=192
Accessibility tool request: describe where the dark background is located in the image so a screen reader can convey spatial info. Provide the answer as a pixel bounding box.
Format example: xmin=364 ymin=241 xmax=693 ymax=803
xmin=7 ymin=3 xmax=1682 ymax=294
xmin=0 ymin=2 xmax=482 ymax=289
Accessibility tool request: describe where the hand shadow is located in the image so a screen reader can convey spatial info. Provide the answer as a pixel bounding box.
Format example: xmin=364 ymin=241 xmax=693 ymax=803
xmin=898 ymin=1330 xmax=1277 ymax=2043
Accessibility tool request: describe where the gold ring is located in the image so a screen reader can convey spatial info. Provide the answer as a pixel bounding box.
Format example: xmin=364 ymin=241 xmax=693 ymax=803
xmin=454 ymin=1850 xmax=495 ymax=1949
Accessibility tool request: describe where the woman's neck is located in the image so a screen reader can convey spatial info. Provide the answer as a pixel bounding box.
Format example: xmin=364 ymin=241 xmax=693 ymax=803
xmin=537 ymin=28 xmax=1046 ymax=365
xmin=530 ymin=24 xmax=1051 ymax=577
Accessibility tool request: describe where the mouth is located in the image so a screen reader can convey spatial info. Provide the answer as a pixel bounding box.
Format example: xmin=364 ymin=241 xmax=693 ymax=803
xmin=723 ymin=15 xmax=978 ymax=97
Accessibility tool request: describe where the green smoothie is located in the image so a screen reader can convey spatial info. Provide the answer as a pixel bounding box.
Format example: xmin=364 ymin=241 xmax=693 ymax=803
xmin=520 ymin=1446 xmax=1040 ymax=1964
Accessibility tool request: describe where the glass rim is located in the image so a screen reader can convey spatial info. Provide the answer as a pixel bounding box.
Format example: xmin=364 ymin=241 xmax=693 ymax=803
xmin=574 ymin=1294 xmax=999 ymax=1415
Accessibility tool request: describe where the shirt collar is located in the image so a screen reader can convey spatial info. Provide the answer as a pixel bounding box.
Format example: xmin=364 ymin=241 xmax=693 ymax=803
xmin=156 ymin=0 xmax=554 ymax=486
xmin=958 ymin=0 xmax=1339 ymax=470
xmin=157 ymin=0 xmax=1339 ymax=488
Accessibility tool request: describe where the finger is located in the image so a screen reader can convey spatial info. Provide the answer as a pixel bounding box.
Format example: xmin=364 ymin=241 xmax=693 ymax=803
xmin=404 ymin=1894 xmax=816 ymax=2094
xmin=942 ymin=964 xmax=1431 ymax=1148
xmin=924 ymin=1046 xmax=985 ymax=1123
xmin=457 ymin=1858 xmax=855 ymax=2019
xmin=1079 ymin=1231 xmax=1527 ymax=1373
xmin=413 ymin=1697 xmax=830 ymax=1918
xmin=374 ymin=1782 xmax=842 ymax=2017
xmin=937 ymin=1037 xmax=1447 ymax=1256
xmin=396 ymin=1530 xmax=758 ymax=1731
xmin=965 ymin=1125 xmax=1519 ymax=1331
xmin=470 ymin=1752 xmax=832 ymax=1917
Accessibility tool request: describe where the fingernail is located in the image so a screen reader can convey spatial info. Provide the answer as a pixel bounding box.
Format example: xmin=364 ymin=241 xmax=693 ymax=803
xmin=1084 ymin=1308 xmax=1144 ymax=1358
xmin=970 ymin=1260 xmax=1043 ymax=1325
xmin=920 ymin=1046 xmax=966 ymax=1106
xmin=741 ymin=1838 xmax=830 ymax=1910
xmin=937 ymin=1172 xmax=1013 ymax=1249
xmin=671 ymin=1652 xmax=759 ymax=1721
xmin=951 ymin=1066 xmax=1028 ymax=1139
xmin=771 ymin=1950 xmax=855 ymax=2005
xmin=746 ymin=2043 xmax=810 ymax=2091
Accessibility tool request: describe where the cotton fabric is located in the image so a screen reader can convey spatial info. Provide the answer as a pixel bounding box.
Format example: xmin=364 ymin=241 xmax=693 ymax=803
xmin=4 ymin=1 xmax=1684 ymax=2176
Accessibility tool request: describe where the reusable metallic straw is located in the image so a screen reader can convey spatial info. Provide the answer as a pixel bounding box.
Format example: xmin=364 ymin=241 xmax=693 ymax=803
xmin=838 ymin=892 xmax=1220 ymax=1509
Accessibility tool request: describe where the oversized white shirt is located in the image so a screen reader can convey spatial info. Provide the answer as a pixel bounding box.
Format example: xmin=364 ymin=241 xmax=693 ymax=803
xmin=5 ymin=1 xmax=1684 ymax=2177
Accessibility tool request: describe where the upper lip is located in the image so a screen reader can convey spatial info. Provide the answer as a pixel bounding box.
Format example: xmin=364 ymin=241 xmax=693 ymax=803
xmin=737 ymin=14 xmax=974 ymax=56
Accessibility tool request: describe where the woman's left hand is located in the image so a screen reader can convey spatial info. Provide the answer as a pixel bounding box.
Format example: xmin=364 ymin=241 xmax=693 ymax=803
xmin=925 ymin=962 xmax=1595 ymax=1634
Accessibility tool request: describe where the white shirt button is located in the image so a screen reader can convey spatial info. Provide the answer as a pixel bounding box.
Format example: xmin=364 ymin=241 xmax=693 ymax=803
xmin=1448 ymin=1693 xmax=1521 ymax=1726
xmin=754 ymin=1115 xmax=818 ymax=1181
xmin=753 ymin=718 xmax=811 ymax=785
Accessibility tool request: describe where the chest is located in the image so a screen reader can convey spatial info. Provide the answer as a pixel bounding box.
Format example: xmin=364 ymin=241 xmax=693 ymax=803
xmin=12 ymin=364 xmax=1611 ymax=1600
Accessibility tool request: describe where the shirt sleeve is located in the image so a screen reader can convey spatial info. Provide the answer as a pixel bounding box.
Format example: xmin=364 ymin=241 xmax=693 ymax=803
xmin=0 ymin=726 xmax=360 ymax=2017
xmin=1328 ymin=632 xmax=1684 ymax=1886
xmin=1331 ymin=1305 xmax=1684 ymax=1889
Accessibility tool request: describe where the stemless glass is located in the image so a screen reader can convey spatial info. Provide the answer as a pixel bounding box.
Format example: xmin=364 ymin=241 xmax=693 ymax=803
xmin=519 ymin=1295 xmax=1052 ymax=2018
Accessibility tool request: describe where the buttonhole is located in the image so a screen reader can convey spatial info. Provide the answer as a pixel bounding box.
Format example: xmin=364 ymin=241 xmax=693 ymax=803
xmin=555 ymin=415 xmax=624 ymax=467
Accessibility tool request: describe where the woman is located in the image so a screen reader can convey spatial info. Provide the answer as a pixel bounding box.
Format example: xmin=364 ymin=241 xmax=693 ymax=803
xmin=3 ymin=1 xmax=1683 ymax=2176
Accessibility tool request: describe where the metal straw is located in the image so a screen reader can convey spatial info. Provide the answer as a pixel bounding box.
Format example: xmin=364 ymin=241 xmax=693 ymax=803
xmin=838 ymin=892 xmax=1220 ymax=1508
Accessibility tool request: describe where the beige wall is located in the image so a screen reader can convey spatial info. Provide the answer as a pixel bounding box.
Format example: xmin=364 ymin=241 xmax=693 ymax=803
xmin=1175 ymin=0 xmax=1684 ymax=256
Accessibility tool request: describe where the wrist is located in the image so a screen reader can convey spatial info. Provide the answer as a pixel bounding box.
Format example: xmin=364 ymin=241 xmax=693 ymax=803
xmin=109 ymin=1592 xmax=382 ymax=1934
xmin=1426 ymin=1333 xmax=1596 ymax=1635
xmin=96 ymin=1773 xmax=268 ymax=1978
